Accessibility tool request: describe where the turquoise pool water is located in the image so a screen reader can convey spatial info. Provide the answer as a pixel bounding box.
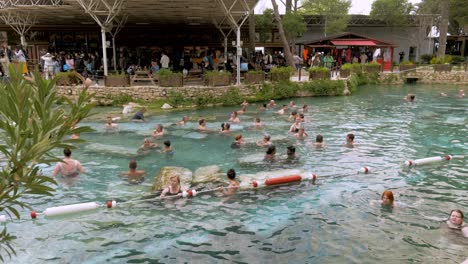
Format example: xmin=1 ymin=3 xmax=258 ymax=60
xmin=8 ymin=84 xmax=468 ymax=263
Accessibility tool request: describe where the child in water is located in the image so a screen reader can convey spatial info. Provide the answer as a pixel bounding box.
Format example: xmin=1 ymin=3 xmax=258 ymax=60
xmin=161 ymin=140 xmax=174 ymax=154
xmin=219 ymin=168 xmax=240 ymax=195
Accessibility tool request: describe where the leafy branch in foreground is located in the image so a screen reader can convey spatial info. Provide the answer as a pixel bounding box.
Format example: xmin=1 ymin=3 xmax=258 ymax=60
xmin=0 ymin=64 xmax=95 ymax=260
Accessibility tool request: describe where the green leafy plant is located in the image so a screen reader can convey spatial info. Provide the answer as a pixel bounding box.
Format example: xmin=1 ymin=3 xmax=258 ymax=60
xmin=450 ymin=55 xmax=465 ymax=64
xmin=167 ymin=90 xmax=187 ymax=107
xmin=0 ymin=65 xmax=94 ymax=260
xmin=341 ymin=63 xmax=362 ymax=73
xmin=400 ymin=61 xmax=414 ymax=65
xmin=308 ymin=66 xmax=330 ymax=73
xmin=271 ymin=66 xmax=294 ymax=75
xmin=430 ymin=56 xmax=452 ymax=64
xmin=420 ymin=54 xmax=434 ymax=64
xmin=221 ymin=87 xmax=243 ymax=106
xmin=300 ymin=80 xmax=344 ymax=96
xmin=158 ymin=69 xmax=182 ymax=77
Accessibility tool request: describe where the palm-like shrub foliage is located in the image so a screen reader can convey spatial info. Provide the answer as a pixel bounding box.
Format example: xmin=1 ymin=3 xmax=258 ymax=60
xmin=0 ymin=64 xmax=94 ymax=261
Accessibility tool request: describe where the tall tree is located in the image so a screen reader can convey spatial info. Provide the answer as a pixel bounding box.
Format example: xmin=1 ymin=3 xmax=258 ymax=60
xmin=257 ymin=9 xmax=274 ymax=43
xmin=300 ymin=0 xmax=351 ymax=36
xmin=0 ymin=66 xmax=94 ymax=260
xmin=370 ymin=0 xmax=413 ymax=26
xmin=437 ymin=0 xmax=450 ymax=57
xmin=271 ymin=0 xmax=295 ymax=67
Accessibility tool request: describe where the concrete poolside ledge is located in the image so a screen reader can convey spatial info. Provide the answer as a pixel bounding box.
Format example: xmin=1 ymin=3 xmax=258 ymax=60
xmin=380 ymin=70 xmax=468 ymax=85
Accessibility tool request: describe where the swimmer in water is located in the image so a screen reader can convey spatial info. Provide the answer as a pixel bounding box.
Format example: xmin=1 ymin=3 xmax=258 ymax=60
xmin=105 ymin=116 xmax=118 ymax=130
xmin=160 ymin=175 xmax=186 ymax=198
xmin=288 ymin=110 xmax=298 ymax=121
xmin=289 ymin=101 xmax=297 ymax=108
xmin=219 ymin=168 xmax=240 ymax=195
xmin=220 ymin=122 xmax=231 ymax=134
xmin=314 ymin=134 xmax=324 ymax=147
xmin=404 ymin=94 xmax=415 ymax=102
xmin=176 ymin=116 xmax=189 ymax=126
xmin=345 ymin=133 xmax=355 ymax=147
xmin=296 ymin=128 xmax=308 ymax=139
xmin=257 ymin=134 xmax=273 ymax=146
xmin=152 ymin=124 xmax=164 ymax=137
xmin=229 ymin=111 xmax=240 ymax=123
xmin=131 ymin=107 xmax=146 ymax=122
xmin=137 ymin=138 xmax=159 ymax=154
xmin=268 ymin=99 xmax=276 ymax=108
xmin=458 ymin=89 xmax=465 ymax=97
xmin=286 ymin=145 xmax=299 ymax=160
xmin=277 ymin=105 xmax=288 ymax=115
xmin=160 ymin=140 xmax=173 ymax=153
xmin=231 ymin=134 xmax=246 ymax=148
xmin=264 ymin=145 xmax=277 ymax=161
xmin=253 ymin=118 xmax=263 ymax=128
xmin=120 ymin=160 xmax=146 ymax=183
xmin=289 ymin=117 xmax=302 ymax=133
xmin=238 ymin=105 xmax=247 ymax=114
xmin=446 ymin=209 xmax=468 ymax=237
xmin=370 ymin=190 xmax=401 ymax=209
xmin=298 ymin=104 xmax=309 ymax=113
xmin=52 ymin=148 xmax=84 ymax=177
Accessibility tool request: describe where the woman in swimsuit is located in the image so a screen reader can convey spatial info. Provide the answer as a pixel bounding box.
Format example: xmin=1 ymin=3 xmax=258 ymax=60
xmin=160 ymin=175 xmax=186 ymax=198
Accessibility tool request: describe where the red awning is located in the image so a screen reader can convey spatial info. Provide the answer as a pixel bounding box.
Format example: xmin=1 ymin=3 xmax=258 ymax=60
xmin=331 ymin=40 xmax=377 ymax=46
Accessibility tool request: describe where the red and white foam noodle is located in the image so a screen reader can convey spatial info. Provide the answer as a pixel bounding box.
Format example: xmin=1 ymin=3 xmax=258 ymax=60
xmin=405 ymin=155 xmax=453 ymax=166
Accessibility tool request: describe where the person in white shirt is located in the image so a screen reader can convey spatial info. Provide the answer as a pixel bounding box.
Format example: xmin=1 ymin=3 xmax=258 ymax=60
xmin=41 ymin=53 xmax=54 ymax=80
xmin=161 ymin=52 xmax=170 ymax=69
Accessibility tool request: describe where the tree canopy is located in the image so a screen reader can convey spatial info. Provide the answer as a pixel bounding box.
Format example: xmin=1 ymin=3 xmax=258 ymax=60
xmin=417 ymin=0 xmax=468 ymax=34
xmin=300 ymin=0 xmax=351 ymax=35
xmin=256 ymin=8 xmax=274 ymax=43
xmin=370 ymin=0 xmax=414 ymax=26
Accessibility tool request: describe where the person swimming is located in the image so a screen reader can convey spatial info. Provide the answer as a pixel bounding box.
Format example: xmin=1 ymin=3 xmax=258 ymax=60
xmin=160 ymin=175 xmax=186 ymax=198
xmin=120 ymin=160 xmax=146 ymax=184
xmin=277 ymin=105 xmax=288 ymax=115
xmin=264 ymin=145 xmax=277 ymax=161
xmin=152 ymin=124 xmax=164 ymax=137
xmin=177 ymin=116 xmax=189 ymax=126
xmin=105 ymin=116 xmax=118 ymax=131
xmin=446 ymin=209 xmax=468 ymax=237
xmin=218 ymin=168 xmax=240 ymax=195
xmin=253 ymin=118 xmax=263 ymax=128
xmin=161 ymin=140 xmax=173 ymax=154
xmin=345 ymin=133 xmax=355 ymax=147
xmin=231 ymin=134 xmax=246 ymax=148
xmin=137 ymin=138 xmax=159 ymax=154
xmin=257 ymin=134 xmax=273 ymax=146
xmin=286 ymin=145 xmax=299 ymax=160
xmin=314 ymin=134 xmax=324 ymax=147
xmin=296 ymin=128 xmax=308 ymax=139
xmin=220 ymin=122 xmax=231 ymax=134
xmin=132 ymin=107 xmax=146 ymax=122
xmin=52 ymin=148 xmax=84 ymax=177
xmin=229 ymin=111 xmax=240 ymax=123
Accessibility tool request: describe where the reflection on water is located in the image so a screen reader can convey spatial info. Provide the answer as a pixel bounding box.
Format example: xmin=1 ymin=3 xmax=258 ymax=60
xmin=7 ymin=84 xmax=468 ymax=263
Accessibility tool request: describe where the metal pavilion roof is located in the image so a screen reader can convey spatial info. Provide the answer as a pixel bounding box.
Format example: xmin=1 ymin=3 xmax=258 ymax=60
xmin=0 ymin=0 xmax=258 ymax=28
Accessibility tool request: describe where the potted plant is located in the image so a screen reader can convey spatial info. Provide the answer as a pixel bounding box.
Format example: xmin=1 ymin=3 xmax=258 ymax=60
xmin=271 ymin=66 xmax=293 ymax=82
xmin=245 ymin=70 xmax=265 ymax=84
xmin=204 ymin=71 xmax=231 ymax=86
xmin=158 ymin=69 xmax=183 ymax=87
xmin=105 ymin=71 xmax=130 ymax=87
xmin=399 ymin=61 xmax=416 ymax=72
xmin=339 ymin=64 xmax=353 ymax=78
xmin=363 ymin=62 xmax=381 ymax=73
xmin=56 ymin=71 xmax=84 ymax=86
xmin=308 ymin=66 xmax=330 ymax=80
xmin=431 ymin=56 xmax=452 ymax=72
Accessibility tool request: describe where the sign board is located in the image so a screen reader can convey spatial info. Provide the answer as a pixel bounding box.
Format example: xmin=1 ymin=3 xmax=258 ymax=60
xmin=237 ymin=47 xmax=242 ymax=56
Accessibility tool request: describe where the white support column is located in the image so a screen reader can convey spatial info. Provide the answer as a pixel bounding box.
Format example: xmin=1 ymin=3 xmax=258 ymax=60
xmin=224 ymin=36 xmax=228 ymax=66
xmin=236 ymin=26 xmax=241 ymax=86
xmin=101 ymin=28 xmax=108 ymax=76
xmin=112 ymin=36 xmax=117 ymax=70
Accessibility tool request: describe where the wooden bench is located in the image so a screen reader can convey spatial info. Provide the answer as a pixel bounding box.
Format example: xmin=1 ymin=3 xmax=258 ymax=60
xmin=131 ymin=70 xmax=155 ymax=85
